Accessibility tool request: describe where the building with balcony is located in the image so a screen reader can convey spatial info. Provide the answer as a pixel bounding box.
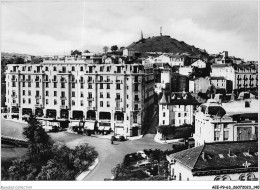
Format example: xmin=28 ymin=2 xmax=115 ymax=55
xmin=194 ymin=98 xmax=258 ymax=146
xmin=167 ymin=140 xmax=258 ymax=181
xmin=5 ymin=55 xmax=154 ymax=137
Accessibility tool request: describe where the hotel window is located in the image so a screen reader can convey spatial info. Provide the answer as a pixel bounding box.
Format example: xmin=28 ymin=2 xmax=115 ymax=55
xmin=62 ymin=66 xmax=66 ymax=73
xmin=184 ymin=113 xmax=187 ymax=117
xmin=80 ymin=66 xmax=83 ymax=71
xmin=127 ymin=95 xmax=129 ymax=99
xmin=80 ymin=100 xmax=84 ymax=106
xmin=100 ymin=101 xmax=103 ymax=107
xmin=80 ymin=92 xmax=84 ymax=98
xmin=61 ymin=83 xmax=65 ymax=88
xmin=23 ymin=82 xmax=25 ymax=87
xmin=107 ymin=84 xmax=110 ymax=89
xmin=107 ymin=92 xmax=110 ymax=98
xmin=28 ymin=82 xmax=31 ymax=87
xmin=116 ymin=84 xmax=120 ymax=90
xmin=178 ymin=113 xmax=181 ymax=117
xmin=46 ymin=91 xmax=49 ymax=96
xmin=28 ymin=90 xmax=31 ymax=96
xmin=100 ymin=84 xmax=103 ymax=89
xmin=61 ymin=91 xmax=65 ymax=98
xmin=28 ymin=98 xmax=31 ymax=104
xmin=88 ymin=84 xmax=92 ymax=89
xmin=107 ymin=66 xmax=110 ymax=72
xmin=72 ymin=100 xmax=75 ymax=106
xmin=72 ymin=66 xmax=75 ymax=71
xmin=23 ymin=90 xmax=25 ymax=96
xmin=163 ymin=112 xmax=165 ymax=117
xmin=100 ymin=92 xmax=103 ymax=98
xmin=88 ymin=92 xmax=92 ymax=98
xmin=54 ymin=99 xmax=57 ymax=105
xmin=36 ymin=82 xmax=39 ymax=88
xmin=133 ymin=114 xmax=137 ymax=123
xmin=214 ymin=125 xmax=221 ymax=141
xmin=224 ymin=131 xmax=229 ymax=141
xmin=163 ymin=120 xmax=165 ymax=125
xmin=88 ymin=101 xmax=92 ymax=107
xmin=46 ymin=82 xmax=49 ymax=88
xmin=54 ymin=91 xmax=57 ymax=97
xmin=53 ymin=83 xmax=57 ymax=88
xmin=107 ymin=101 xmax=110 ymax=107
xmin=28 ymin=67 xmax=31 ymax=71
xmin=45 ymin=66 xmax=48 ymax=71
xmin=72 ymin=83 xmax=75 ymax=88
xmin=100 ymin=66 xmax=104 ymax=72
xmin=23 ymin=98 xmax=25 ymax=104
xmin=46 ymin=99 xmax=49 ymax=105
xmin=53 ymin=66 xmax=56 ymax=71
xmin=80 ymin=83 xmax=84 ymax=89
xmin=72 ymin=91 xmax=75 ymax=97
xmin=12 ymin=82 xmax=16 ymax=87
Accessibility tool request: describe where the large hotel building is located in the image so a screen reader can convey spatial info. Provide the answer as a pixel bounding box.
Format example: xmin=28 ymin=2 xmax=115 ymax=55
xmin=5 ymin=55 xmax=155 ymax=137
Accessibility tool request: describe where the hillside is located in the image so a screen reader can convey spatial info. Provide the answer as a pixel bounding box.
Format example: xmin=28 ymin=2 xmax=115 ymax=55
xmin=1 ymin=52 xmax=33 ymax=59
xmin=126 ymin=35 xmax=206 ymax=56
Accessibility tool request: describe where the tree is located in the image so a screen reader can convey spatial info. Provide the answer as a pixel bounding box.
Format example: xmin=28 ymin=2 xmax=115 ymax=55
xmin=23 ymin=115 xmax=53 ymax=161
xmin=103 ymin=46 xmax=109 ymax=53
xmin=110 ymin=45 xmax=118 ymax=52
xmin=71 ymin=50 xmax=82 ymax=56
xmin=13 ymin=57 xmax=24 ymax=64
xmin=36 ymin=159 xmax=67 ymax=180
xmin=72 ymin=143 xmax=98 ymax=173
xmin=31 ymin=57 xmax=43 ymax=64
xmin=84 ymin=50 xmax=90 ymax=53
xmin=8 ymin=158 xmax=29 ymax=180
xmin=120 ymin=46 xmax=125 ymax=50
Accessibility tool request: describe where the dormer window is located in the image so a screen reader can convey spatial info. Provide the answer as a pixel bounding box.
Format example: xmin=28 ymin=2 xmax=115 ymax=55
xmin=218 ymin=154 xmax=224 ymax=158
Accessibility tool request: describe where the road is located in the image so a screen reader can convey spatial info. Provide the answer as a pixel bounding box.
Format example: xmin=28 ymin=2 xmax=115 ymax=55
xmin=1 ymin=116 xmax=171 ymax=181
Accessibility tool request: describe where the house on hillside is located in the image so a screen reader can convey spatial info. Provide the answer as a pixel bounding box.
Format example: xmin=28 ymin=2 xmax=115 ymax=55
xmin=167 ymin=140 xmax=258 ymax=181
xmin=191 ymin=59 xmax=206 ymax=68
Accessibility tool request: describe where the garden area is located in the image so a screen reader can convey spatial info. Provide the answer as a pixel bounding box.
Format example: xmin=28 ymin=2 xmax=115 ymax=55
xmin=109 ymin=144 xmax=188 ymax=181
xmin=1 ymin=115 xmax=98 ymax=180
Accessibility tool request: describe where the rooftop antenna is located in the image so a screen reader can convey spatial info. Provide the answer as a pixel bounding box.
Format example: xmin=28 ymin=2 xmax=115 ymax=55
xmin=160 ymin=26 xmax=162 ymax=36
xmin=141 ymin=30 xmax=143 ymax=40
xmin=81 ymin=0 xmax=86 ymax=53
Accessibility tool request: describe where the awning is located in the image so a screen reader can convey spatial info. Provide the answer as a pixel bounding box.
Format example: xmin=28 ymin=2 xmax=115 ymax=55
xmin=71 ymin=121 xmax=80 ymax=127
xmin=98 ymin=126 xmax=105 ymax=131
xmin=84 ymin=121 xmax=95 ymax=130
xmin=104 ymin=127 xmax=111 ymax=131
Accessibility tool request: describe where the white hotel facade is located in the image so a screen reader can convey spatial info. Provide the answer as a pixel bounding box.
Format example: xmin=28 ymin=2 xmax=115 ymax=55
xmin=5 ymin=55 xmax=155 ymax=137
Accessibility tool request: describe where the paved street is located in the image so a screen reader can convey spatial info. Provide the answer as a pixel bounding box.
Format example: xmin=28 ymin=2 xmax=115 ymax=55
xmin=1 ymin=118 xmax=172 ymax=181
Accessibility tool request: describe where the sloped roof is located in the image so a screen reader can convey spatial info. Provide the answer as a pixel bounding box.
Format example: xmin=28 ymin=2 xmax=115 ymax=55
xmin=159 ymin=92 xmax=168 ymax=104
xmin=168 ymin=141 xmax=258 ymax=173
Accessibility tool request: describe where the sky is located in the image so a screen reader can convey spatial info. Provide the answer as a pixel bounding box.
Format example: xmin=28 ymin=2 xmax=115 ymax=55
xmin=1 ymin=0 xmax=258 ymax=61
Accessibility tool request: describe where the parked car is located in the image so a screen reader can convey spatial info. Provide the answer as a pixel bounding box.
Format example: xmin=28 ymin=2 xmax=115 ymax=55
xmin=118 ymin=135 xmax=126 ymax=141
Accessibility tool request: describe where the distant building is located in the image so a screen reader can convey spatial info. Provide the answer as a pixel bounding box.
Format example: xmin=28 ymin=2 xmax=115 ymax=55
xmin=211 ymin=63 xmax=258 ymax=91
xmin=210 ymin=76 xmax=226 ymax=90
xmin=191 ymin=59 xmax=206 ymax=68
xmin=167 ymin=140 xmax=258 ymax=181
xmin=194 ymin=98 xmax=258 ymax=146
xmin=189 ymin=77 xmax=210 ymax=93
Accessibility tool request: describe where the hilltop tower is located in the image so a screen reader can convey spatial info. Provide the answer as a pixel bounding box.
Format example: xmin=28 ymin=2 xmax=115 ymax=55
xmin=141 ymin=30 xmax=143 ymax=40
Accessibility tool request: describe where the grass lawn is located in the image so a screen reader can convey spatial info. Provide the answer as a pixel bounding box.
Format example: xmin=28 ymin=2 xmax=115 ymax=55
xmin=1 ymin=145 xmax=28 ymax=161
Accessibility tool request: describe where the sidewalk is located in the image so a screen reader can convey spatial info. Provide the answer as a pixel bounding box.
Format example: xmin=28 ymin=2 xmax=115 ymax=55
xmin=3 ymin=118 xmax=27 ymax=125
xmin=76 ymin=158 xmax=99 ymax=181
xmin=154 ymin=133 xmax=185 ymax=144
xmin=66 ymin=130 xmax=143 ymax=141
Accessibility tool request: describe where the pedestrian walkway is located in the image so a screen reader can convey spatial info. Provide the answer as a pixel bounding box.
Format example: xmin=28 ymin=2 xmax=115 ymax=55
xmin=154 ymin=133 xmax=185 ymax=144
